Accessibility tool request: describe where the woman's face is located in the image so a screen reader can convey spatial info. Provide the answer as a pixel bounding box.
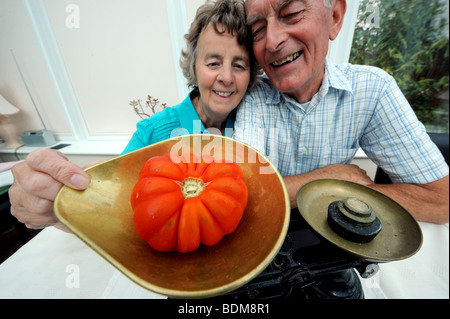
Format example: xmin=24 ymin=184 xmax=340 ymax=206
xmin=194 ymin=23 xmax=251 ymax=125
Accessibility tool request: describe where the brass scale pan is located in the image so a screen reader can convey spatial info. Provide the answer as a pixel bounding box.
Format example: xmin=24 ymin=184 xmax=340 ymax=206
xmin=296 ymin=179 xmax=422 ymax=263
xmin=55 ymin=135 xmax=422 ymax=298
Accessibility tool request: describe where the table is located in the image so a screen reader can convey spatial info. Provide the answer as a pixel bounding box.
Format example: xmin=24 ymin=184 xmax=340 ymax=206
xmin=0 ymin=221 xmax=448 ymax=299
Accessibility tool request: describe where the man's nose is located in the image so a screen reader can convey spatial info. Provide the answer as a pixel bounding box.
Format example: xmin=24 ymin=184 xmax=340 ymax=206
xmin=265 ymin=19 xmax=288 ymax=52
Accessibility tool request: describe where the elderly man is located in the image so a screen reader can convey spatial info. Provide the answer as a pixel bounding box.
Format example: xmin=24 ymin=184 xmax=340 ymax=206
xmin=234 ymin=0 xmax=449 ymax=224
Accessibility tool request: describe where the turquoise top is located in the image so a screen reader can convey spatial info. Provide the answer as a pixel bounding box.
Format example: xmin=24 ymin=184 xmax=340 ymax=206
xmin=121 ymin=92 xmax=235 ymax=154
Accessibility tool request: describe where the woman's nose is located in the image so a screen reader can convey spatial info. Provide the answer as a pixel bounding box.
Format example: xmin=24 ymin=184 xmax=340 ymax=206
xmin=217 ymin=66 xmax=234 ymax=85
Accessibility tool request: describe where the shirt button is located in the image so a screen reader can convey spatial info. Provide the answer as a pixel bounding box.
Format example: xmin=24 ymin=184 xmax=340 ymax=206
xmin=299 ymin=147 xmax=307 ymax=153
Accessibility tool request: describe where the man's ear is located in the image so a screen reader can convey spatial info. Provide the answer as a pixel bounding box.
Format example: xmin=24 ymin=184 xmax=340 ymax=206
xmin=329 ymin=0 xmax=347 ymax=41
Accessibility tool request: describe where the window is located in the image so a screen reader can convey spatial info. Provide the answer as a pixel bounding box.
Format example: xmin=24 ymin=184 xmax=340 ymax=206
xmin=350 ymin=0 xmax=449 ymax=133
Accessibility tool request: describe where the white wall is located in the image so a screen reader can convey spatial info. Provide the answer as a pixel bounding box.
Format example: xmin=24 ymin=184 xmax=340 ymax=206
xmin=0 ymin=0 xmax=360 ymax=142
xmin=0 ymin=0 xmax=191 ymax=140
xmin=0 ymin=0 xmax=72 ymax=136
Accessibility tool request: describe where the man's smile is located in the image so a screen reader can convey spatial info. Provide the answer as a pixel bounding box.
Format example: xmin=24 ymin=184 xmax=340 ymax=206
xmin=271 ymin=51 xmax=303 ymax=67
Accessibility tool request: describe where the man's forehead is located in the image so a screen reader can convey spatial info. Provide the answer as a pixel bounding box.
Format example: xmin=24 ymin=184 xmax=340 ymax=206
xmin=245 ymin=0 xmax=320 ymax=10
xmin=245 ymin=0 xmax=310 ymax=23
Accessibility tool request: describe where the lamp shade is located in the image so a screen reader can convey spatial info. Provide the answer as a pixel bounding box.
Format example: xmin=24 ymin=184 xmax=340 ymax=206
xmin=0 ymin=94 xmax=20 ymax=115
xmin=0 ymin=94 xmax=23 ymax=149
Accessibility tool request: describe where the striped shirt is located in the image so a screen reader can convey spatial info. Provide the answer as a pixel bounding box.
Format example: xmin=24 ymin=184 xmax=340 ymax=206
xmin=233 ymin=60 xmax=449 ymax=183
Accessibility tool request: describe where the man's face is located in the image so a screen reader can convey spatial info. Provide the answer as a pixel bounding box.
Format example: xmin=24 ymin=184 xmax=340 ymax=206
xmin=246 ymin=0 xmax=340 ymax=102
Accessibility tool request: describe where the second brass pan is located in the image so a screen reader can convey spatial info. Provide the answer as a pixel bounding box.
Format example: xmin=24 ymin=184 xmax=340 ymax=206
xmin=296 ymin=179 xmax=422 ymax=262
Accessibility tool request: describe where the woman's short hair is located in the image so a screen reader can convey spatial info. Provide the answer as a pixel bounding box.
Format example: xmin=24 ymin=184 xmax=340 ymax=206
xmin=180 ymin=0 xmax=261 ymax=93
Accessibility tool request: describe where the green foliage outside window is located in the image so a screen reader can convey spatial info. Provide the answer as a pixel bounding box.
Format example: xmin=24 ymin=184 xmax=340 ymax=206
xmin=350 ymin=0 xmax=449 ymax=133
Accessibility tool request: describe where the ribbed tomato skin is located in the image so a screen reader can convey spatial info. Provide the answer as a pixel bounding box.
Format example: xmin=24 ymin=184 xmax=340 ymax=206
xmin=131 ymin=153 xmax=248 ymax=253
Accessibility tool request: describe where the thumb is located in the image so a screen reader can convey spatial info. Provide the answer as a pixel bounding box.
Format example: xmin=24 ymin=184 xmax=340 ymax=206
xmin=26 ymin=148 xmax=90 ymax=190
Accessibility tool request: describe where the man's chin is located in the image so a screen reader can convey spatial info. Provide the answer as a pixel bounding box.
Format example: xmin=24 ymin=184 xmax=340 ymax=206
xmin=268 ymin=76 xmax=303 ymax=97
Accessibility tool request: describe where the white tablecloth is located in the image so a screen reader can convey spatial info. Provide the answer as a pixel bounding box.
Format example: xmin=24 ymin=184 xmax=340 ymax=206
xmin=0 ymin=222 xmax=448 ymax=299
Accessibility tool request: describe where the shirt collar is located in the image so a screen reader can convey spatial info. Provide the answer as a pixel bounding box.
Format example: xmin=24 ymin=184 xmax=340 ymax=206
xmin=177 ymin=92 xmax=205 ymax=134
xmin=264 ymin=58 xmax=353 ymax=107
xmin=325 ymin=58 xmax=353 ymax=94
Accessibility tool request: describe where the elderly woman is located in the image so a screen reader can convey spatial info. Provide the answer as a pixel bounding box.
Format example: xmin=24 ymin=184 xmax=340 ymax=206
xmin=9 ymin=0 xmax=260 ymax=230
xmin=122 ymin=0 xmax=259 ymax=153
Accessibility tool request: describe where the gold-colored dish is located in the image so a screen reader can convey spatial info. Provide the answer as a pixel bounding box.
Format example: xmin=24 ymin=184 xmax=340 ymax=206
xmin=296 ymin=179 xmax=423 ymax=262
xmin=54 ymin=135 xmax=290 ymax=298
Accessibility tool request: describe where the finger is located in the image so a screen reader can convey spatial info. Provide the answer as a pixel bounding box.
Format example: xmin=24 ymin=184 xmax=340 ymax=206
xmin=9 ymin=182 xmax=56 ymax=217
xmin=10 ymin=198 xmax=58 ymax=229
xmin=11 ymin=163 xmax=64 ymax=201
xmin=25 ymin=149 xmax=90 ymax=190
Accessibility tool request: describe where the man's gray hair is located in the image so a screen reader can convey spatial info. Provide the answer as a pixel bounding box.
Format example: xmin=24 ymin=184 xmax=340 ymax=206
xmin=323 ymin=0 xmax=332 ymax=8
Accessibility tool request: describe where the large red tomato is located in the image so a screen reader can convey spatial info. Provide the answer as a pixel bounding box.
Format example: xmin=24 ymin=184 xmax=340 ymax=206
xmin=131 ymin=153 xmax=248 ymax=253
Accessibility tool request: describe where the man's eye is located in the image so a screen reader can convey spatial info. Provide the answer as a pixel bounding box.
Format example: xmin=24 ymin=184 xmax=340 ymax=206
xmin=283 ymin=12 xmax=298 ymax=18
xmin=252 ymin=25 xmax=266 ymax=41
xmin=281 ymin=11 xmax=302 ymax=23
